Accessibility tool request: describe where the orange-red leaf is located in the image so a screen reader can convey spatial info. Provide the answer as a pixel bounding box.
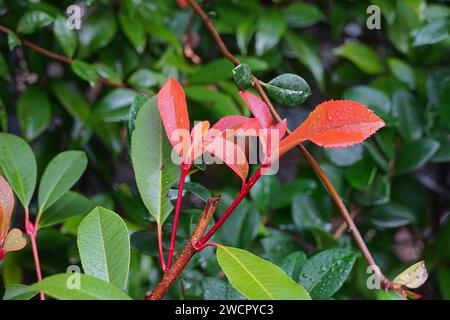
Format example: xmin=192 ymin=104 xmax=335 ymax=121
xmin=157 ymin=77 xmax=191 ymax=156
xmin=212 ymin=115 xmax=253 ymax=132
xmin=239 ymin=91 xmax=273 ymax=128
xmin=0 ymin=176 xmax=14 ymax=246
xmin=205 ymin=136 xmax=249 ymax=182
xmin=279 ymin=100 xmax=385 ymax=156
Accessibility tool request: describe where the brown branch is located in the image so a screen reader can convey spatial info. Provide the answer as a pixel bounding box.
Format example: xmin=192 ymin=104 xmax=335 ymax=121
xmin=146 ymin=196 xmax=221 ymax=300
xmin=334 ymin=206 xmax=361 ymax=239
xmin=0 ymin=23 xmax=133 ymax=90
xmin=187 ymin=0 xmax=397 ymax=290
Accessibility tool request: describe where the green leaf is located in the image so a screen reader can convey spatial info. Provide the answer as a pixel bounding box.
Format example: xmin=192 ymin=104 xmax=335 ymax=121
xmin=249 ymin=175 xmax=280 ymax=212
xmin=0 ymin=97 xmax=7 ymax=132
xmin=232 ymin=63 xmax=252 ymax=90
xmin=31 ymin=273 xmax=132 ymax=300
xmin=368 ymin=203 xmax=416 ymax=228
xmin=185 ymin=85 xmax=240 ymax=118
xmin=324 ymin=144 xmax=363 ymax=167
xmin=3 ymin=284 xmax=38 ymax=300
xmin=299 ymin=248 xmax=356 ymax=299
xmin=51 ymin=81 xmax=90 ymax=121
xmin=396 ymin=138 xmax=440 ymax=174
xmin=263 ymin=73 xmax=311 ymax=107
xmin=344 ymin=158 xmax=377 ymax=191
xmin=355 ymin=175 xmax=390 ymax=206
xmin=413 ymin=18 xmax=449 ymax=46
xmin=203 ymin=277 xmax=244 ymax=300
xmin=118 ymin=9 xmax=146 ymax=53
xmin=131 ymin=97 xmax=179 ymax=225
xmin=255 ymin=10 xmax=287 ymax=56
xmin=183 ymin=182 xmax=211 ymax=203
xmin=78 ymin=10 xmax=117 ymax=58
xmin=17 ymin=10 xmax=54 ymax=34
xmin=334 ymin=41 xmax=384 ymax=74
xmin=0 ymin=52 xmax=11 ymax=82
xmin=292 ymin=194 xmax=328 ymax=232
xmin=0 ymin=133 xmax=37 ymax=207
xmin=95 ymin=63 xmax=122 ymax=85
xmin=71 ymin=60 xmax=98 ymax=86
xmin=53 ymin=15 xmax=77 ymax=57
xmin=392 ymin=89 xmax=422 ymax=142
xmin=127 ymin=69 xmax=165 ymax=90
xmin=217 ymin=246 xmax=311 ymax=300
xmin=387 ymin=58 xmax=415 ymax=89
xmin=17 ymin=86 xmax=52 ymax=141
xmin=77 ymin=207 xmax=130 ymax=289
xmin=284 ymin=33 xmax=324 ymax=89
xmin=127 ymin=94 xmax=147 ymax=140
xmin=283 ymin=2 xmax=325 ymax=28
xmin=38 ymin=151 xmax=88 ymax=213
xmin=91 ymin=88 xmax=137 ymax=123
xmin=38 ymin=191 xmax=92 ymax=228
xmin=343 ymin=85 xmax=391 ymax=118
xmin=281 ymin=251 xmax=308 ymax=282
xmin=7 ymin=33 xmax=21 ymax=51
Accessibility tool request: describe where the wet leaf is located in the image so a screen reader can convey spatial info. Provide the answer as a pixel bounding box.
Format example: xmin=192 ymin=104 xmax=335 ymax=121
xmin=264 ymin=74 xmax=311 ymax=107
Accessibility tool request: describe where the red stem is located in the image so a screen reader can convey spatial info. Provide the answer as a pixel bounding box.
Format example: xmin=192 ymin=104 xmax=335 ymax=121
xmin=157 ymin=224 xmax=166 ymax=271
xmin=166 ymin=165 xmax=190 ymax=270
xmin=195 ymin=167 xmax=262 ymax=248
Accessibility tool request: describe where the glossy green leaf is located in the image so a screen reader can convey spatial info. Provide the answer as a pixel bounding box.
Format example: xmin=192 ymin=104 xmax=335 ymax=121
xmin=77 ymin=207 xmax=130 ymax=289
xmin=344 ymin=158 xmax=377 ymax=191
xmin=0 ymin=133 xmax=37 ymax=207
xmin=284 ymin=33 xmax=324 ymax=89
xmin=368 ymin=203 xmax=416 ymax=228
xmin=255 ymin=10 xmax=287 ymax=56
xmin=292 ymin=194 xmax=328 ymax=232
xmin=131 ymin=97 xmax=179 ymax=225
xmin=232 ymin=63 xmax=252 ymax=90
xmin=183 ymin=182 xmax=211 ymax=203
xmin=128 ymin=69 xmax=165 ymax=90
xmin=392 ymin=89 xmax=422 ymax=142
xmin=71 ymin=60 xmax=98 ymax=86
xmin=283 ymin=2 xmax=325 ymax=28
xmin=38 ymin=151 xmax=88 ymax=213
xmin=299 ymin=248 xmax=356 ymax=299
xmin=264 ymin=74 xmax=311 ymax=107
xmin=38 ymin=191 xmax=92 ymax=228
xmin=387 ymin=58 xmax=415 ymax=89
xmin=7 ymin=33 xmax=21 ymax=51
xmin=119 ymin=9 xmax=146 ymax=53
xmin=185 ymin=85 xmax=240 ymax=117
xmin=95 ymin=63 xmax=122 ymax=85
xmin=17 ymin=10 xmax=54 ymax=34
xmin=91 ymin=88 xmax=137 ymax=123
xmin=281 ymin=252 xmax=308 ymax=282
xmin=31 ymin=274 xmax=132 ymax=300
xmin=413 ymin=18 xmax=449 ymax=46
xmin=127 ymin=94 xmax=147 ymax=140
xmin=217 ymin=246 xmax=311 ymax=300
xmin=334 ymin=41 xmax=383 ymax=74
xmin=396 ymin=138 xmax=440 ymax=174
xmin=53 ymin=15 xmax=77 ymax=57
xmin=51 ymin=81 xmax=90 ymax=121
xmin=17 ymin=86 xmax=52 ymax=141
xmin=324 ymin=144 xmax=363 ymax=167
xmin=343 ymin=85 xmax=391 ymax=119
xmin=203 ymin=277 xmax=245 ymax=300
xmin=2 ymin=284 xmax=38 ymax=300
xmin=78 ymin=10 xmax=117 ymax=58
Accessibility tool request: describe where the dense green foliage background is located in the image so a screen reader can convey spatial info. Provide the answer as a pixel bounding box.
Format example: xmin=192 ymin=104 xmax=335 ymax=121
xmin=0 ymin=0 xmax=449 ymax=299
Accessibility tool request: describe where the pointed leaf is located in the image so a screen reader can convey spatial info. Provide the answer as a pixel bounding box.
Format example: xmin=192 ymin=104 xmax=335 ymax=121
xmin=17 ymin=10 xmax=54 ymax=34
xmin=53 ymin=15 xmax=77 ymax=57
xmin=0 ymin=176 xmax=14 ymax=243
xmin=131 ymin=97 xmax=180 ymax=225
xmin=279 ymin=100 xmax=385 ymax=156
xmin=157 ymin=77 xmax=190 ymax=156
xmin=0 ymin=133 xmax=37 ymax=208
xmin=38 ymin=151 xmax=88 ymax=213
xmin=31 ymin=274 xmax=132 ymax=300
xmin=77 ymin=207 xmax=130 ymax=289
xmin=217 ymin=246 xmax=311 ymax=300
xmin=239 ymin=91 xmax=273 ymax=128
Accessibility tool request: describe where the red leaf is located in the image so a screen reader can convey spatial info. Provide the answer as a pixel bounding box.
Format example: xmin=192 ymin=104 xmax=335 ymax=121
xmin=204 ymin=136 xmax=249 ymax=182
xmin=279 ymin=100 xmax=385 ymax=156
xmin=0 ymin=176 xmax=14 ymax=246
xmin=157 ymin=77 xmax=191 ymax=157
xmin=176 ymin=0 xmax=189 ymax=9
xmin=239 ymin=91 xmax=273 ymax=128
xmin=212 ymin=115 xmax=253 ymax=132
xmin=187 ymin=121 xmax=210 ymax=163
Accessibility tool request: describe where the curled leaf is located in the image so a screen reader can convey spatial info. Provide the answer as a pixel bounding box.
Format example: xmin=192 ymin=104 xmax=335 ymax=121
xmin=279 ymin=100 xmax=385 ymax=156
xmin=0 ymin=175 xmax=14 ymax=245
xmin=393 ymin=261 xmax=428 ymax=289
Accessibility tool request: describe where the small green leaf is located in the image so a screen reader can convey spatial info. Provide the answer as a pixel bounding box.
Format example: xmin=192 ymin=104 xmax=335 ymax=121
xmin=413 ymin=18 xmax=449 ymax=46
xmin=131 ymin=97 xmax=179 ymax=225
xmin=7 ymin=33 xmax=21 ymax=51
xmin=91 ymin=89 xmax=137 ymax=123
xmin=53 ymin=15 xmax=77 ymax=57
xmin=355 ymin=175 xmax=391 ymax=206
xmin=38 ymin=151 xmax=88 ymax=213
xmin=324 ymin=144 xmax=363 ymax=167
xmin=368 ymin=203 xmax=416 ymax=228
xmin=255 ymin=10 xmax=287 ymax=56
xmin=281 ymin=252 xmax=308 ymax=282
xmin=217 ymin=246 xmax=311 ymax=300
xmin=299 ymin=248 xmax=356 ymax=299
xmin=17 ymin=10 xmax=54 ymax=34
xmin=283 ymin=2 xmax=325 ymax=28
xmin=263 ymin=73 xmax=311 ymax=107
xmin=38 ymin=191 xmax=92 ymax=228
xmin=51 ymin=81 xmax=90 ymax=121
xmin=185 ymin=85 xmax=240 ymax=117
xmin=334 ymin=41 xmax=384 ymax=74
xmin=95 ymin=63 xmax=122 ymax=85
xmin=396 ymin=138 xmax=440 ymax=174
xmin=392 ymin=89 xmax=422 ymax=142
xmin=232 ymin=63 xmax=252 ymax=90
xmin=344 ymin=158 xmax=377 ymax=191
xmin=3 ymin=284 xmax=38 ymax=300
xmin=17 ymin=86 xmax=52 ymax=141
xmin=31 ymin=273 xmax=132 ymax=300
xmin=0 ymin=133 xmax=37 ymax=207
xmin=71 ymin=60 xmax=98 ymax=86
xmin=127 ymin=69 xmax=165 ymax=90
xmin=183 ymin=182 xmax=211 ymax=203
xmin=118 ymin=9 xmax=146 ymax=53
xmin=77 ymin=207 xmax=130 ymax=289
xmin=387 ymin=58 xmax=415 ymax=89
xmin=343 ymin=85 xmax=391 ymax=119
xmin=292 ymin=194 xmax=328 ymax=232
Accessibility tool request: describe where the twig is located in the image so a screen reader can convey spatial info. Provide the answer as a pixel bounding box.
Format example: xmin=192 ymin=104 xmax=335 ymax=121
xmin=146 ymin=196 xmax=221 ymax=300
xmin=333 ymin=206 xmax=361 ymax=239
xmin=186 ymin=0 xmax=396 ymax=290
